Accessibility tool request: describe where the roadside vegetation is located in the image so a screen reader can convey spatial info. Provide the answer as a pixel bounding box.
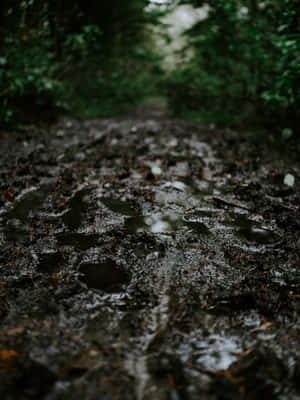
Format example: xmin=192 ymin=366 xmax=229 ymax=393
xmin=0 ymin=0 xmax=164 ymax=126
xmin=165 ymin=0 xmax=300 ymax=144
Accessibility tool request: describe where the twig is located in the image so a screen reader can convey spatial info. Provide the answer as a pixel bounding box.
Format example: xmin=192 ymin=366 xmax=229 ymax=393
xmin=212 ymin=196 xmax=251 ymax=211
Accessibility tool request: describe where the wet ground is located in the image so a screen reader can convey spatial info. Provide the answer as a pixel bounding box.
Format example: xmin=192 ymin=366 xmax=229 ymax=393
xmin=0 ymin=105 xmax=300 ymax=399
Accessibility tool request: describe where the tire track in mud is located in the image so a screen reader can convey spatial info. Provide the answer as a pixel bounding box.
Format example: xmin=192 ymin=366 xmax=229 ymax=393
xmin=120 ymin=131 xmax=221 ymax=399
xmin=125 ymin=250 xmax=180 ymax=400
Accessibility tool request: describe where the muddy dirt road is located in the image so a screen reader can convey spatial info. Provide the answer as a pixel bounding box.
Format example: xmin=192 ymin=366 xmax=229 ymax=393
xmin=1 ymin=107 xmax=300 ymax=399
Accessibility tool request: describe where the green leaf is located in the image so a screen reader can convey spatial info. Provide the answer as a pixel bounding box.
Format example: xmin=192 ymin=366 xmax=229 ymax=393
xmin=281 ymin=128 xmax=293 ymax=141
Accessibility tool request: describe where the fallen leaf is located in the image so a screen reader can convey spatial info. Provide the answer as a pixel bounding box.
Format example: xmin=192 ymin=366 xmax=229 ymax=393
xmin=168 ymin=374 xmax=176 ymax=390
xmin=43 ymin=321 xmax=51 ymax=329
xmin=0 ymin=350 xmax=18 ymax=358
xmin=235 ymin=347 xmax=254 ymax=359
xmin=251 ymin=321 xmax=276 ymax=332
xmin=0 ymin=350 xmax=18 ymax=371
xmin=4 ymin=190 xmax=14 ymax=202
xmin=6 ymin=327 xmax=24 ymax=336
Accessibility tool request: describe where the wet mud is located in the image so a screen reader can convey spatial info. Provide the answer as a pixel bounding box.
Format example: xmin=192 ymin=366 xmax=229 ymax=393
xmin=0 ymin=107 xmax=299 ymax=399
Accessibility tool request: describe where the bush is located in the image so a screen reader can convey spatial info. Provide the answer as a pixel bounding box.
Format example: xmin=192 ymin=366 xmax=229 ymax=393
xmin=165 ymin=0 xmax=300 ymax=137
xmin=0 ymin=1 xmax=164 ymax=128
xmin=0 ymin=34 xmax=61 ymax=125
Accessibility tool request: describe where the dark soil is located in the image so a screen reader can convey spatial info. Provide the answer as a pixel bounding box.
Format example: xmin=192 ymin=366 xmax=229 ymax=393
xmin=0 ymin=105 xmax=299 ymax=400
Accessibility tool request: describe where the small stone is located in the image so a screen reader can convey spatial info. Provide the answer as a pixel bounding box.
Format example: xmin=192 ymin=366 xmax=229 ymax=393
xmin=151 ymin=166 xmax=162 ymax=175
xmin=56 ymin=130 xmax=65 ymax=137
xmin=283 ymin=174 xmax=295 ymax=187
xmin=168 ymin=138 xmax=178 ymax=147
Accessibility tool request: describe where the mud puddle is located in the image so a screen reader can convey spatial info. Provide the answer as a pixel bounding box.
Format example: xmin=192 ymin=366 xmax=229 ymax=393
xmin=226 ymin=213 xmax=280 ymax=244
xmin=5 ymin=181 xmax=54 ymax=221
xmin=56 ymin=232 xmax=100 ymax=250
xmin=100 ymin=197 xmax=139 ymax=217
xmin=79 ymin=260 xmax=130 ymax=292
xmin=124 ymin=212 xmax=210 ymax=238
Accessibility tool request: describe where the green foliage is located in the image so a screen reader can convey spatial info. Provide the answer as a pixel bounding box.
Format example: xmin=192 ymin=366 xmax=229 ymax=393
xmin=67 ymin=70 xmax=158 ymax=118
xmin=0 ymin=34 xmax=60 ymax=124
xmin=61 ymin=34 xmax=163 ymax=118
xmin=63 ymin=25 xmax=102 ymax=54
xmin=0 ymin=1 xmax=164 ymax=127
xmin=166 ymin=0 xmax=300 ymax=136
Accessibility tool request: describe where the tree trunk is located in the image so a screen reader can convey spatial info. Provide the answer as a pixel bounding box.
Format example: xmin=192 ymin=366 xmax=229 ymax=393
xmin=48 ymin=0 xmax=62 ymax=60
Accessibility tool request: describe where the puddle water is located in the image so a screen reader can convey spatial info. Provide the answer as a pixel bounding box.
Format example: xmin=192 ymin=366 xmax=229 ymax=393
xmin=56 ymin=232 xmax=100 ymax=250
xmin=228 ymin=214 xmax=280 ymax=245
xmin=125 ymin=251 xmax=178 ymax=400
xmin=192 ymin=334 xmax=242 ymax=371
xmin=62 ymin=188 xmax=90 ymax=230
xmin=79 ymin=260 xmax=130 ymax=292
xmin=183 ymin=220 xmax=211 ymax=236
xmin=125 ymin=213 xmax=210 ymax=237
xmin=125 ymin=216 xmax=148 ymax=234
xmin=37 ymin=249 xmax=63 ymax=272
xmin=155 ymin=179 xmax=215 ymax=209
xmin=3 ymin=223 xmax=29 ymax=243
xmin=238 ymin=226 xmax=279 ymax=244
xmin=181 ymin=178 xmax=215 ymax=199
xmin=100 ymin=198 xmax=138 ymax=216
xmin=6 ymin=183 xmax=53 ymax=220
